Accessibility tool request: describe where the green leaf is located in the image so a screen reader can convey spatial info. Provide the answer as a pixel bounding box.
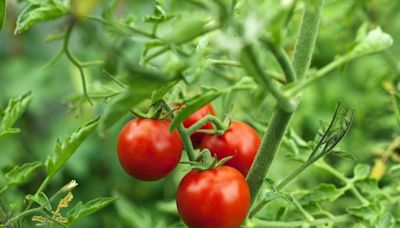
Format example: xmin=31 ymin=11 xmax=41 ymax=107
xmin=25 ymin=192 xmax=51 ymax=211
xmin=0 ymin=91 xmax=32 ymax=138
xmin=101 ymin=0 xmax=117 ymax=21
xmin=150 ymin=80 xmax=179 ymax=105
xmin=67 ymin=196 xmax=118 ymax=224
xmin=0 ymin=0 xmax=5 ymax=30
xmin=163 ymin=17 xmax=213 ymax=44
xmin=355 ymin=179 xmax=384 ymax=200
xmin=353 ymin=164 xmax=371 ymax=180
xmin=301 ymin=184 xmax=342 ymax=202
xmin=388 ymin=164 xmax=400 ymax=176
xmin=15 ymin=1 xmax=70 ymax=34
xmin=375 ymin=212 xmax=395 ymax=228
xmin=170 ymin=89 xmax=222 ymax=131
xmin=349 ymin=27 xmax=393 ymax=59
xmin=347 ymin=204 xmax=381 ymax=221
xmin=332 ymin=148 xmax=356 ymax=160
xmin=4 ymin=161 xmax=42 ymax=187
xmin=45 ymin=117 xmax=100 ymax=178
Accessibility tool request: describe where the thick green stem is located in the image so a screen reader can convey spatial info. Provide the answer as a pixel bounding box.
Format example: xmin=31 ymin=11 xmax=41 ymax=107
xmin=292 ymin=0 xmax=325 ymax=80
xmin=245 ymin=0 xmax=324 ymax=206
xmin=246 ymin=108 xmax=292 ymax=203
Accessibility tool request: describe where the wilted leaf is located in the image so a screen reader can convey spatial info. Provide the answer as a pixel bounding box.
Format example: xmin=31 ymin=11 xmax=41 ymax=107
xmin=45 ymin=117 xmax=100 ymax=178
xmin=67 ymin=196 xmax=118 ymax=223
xmin=4 ymin=161 xmax=42 ymax=187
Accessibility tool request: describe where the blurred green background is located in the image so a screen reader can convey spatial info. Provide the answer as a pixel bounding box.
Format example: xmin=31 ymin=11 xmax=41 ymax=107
xmin=0 ymin=0 xmax=399 ymax=227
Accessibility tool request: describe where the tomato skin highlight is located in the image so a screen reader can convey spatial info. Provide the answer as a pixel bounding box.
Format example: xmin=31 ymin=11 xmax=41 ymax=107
xmin=200 ymin=121 xmax=261 ymax=176
xmin=117 ymin=119 xmax=182 ymax=181
xmin=182 ymin=103 xmax=215 ymax=145
xmin=177 ymin=166 xmax=251 ymax=228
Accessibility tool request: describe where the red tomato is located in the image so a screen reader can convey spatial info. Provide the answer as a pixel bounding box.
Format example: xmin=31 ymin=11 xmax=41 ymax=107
xmin=117 ymin=119 xmax=182 ymax=181
xmin=177 ymin=166 xmax=250 ymax=228
xmin=200 ymin=121 xmax=261 ymax=176
xmin=181 ymin=103 xmax=215 ymax=145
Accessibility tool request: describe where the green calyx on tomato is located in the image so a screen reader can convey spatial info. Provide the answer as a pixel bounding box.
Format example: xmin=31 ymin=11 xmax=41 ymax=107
xmin=200 ymin=120 xmax=261 ymax=176
xmin=117 ymin=118 xmax=182 ymax=181
xmin=177 ymin=165 xmax=251 ymax=228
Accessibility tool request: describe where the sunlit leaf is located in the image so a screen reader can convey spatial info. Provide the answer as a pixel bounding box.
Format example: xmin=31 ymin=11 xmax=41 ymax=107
xmin=349 ymin=27 xmax=393 ymax=59
xmin=353 ymin=164 xmax=371 ymax=180
xmin=301 ymin=184 xmax=342 ymax=202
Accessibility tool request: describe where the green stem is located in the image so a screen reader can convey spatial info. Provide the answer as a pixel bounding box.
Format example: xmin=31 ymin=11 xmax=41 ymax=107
xmin=25 ymin=176 xmax=51 ymax=210
xmin=240 ymin=45 xmax=297 ymax=112
xmin=263 ymin=38 xmax=297 ymax=83
xmin=63 ymin=20 xmax=93 ymax=105
xmin=162 ymin=102 xmax=196 ymax=161
xmin=186 ymin=115 xmax=227 ymax=135
xmin=252 ymin=214 xmax=351 ymax=227
xmin=276 ymin=162 xmax=309 ymax=190
xmin=6 ymin=181 xmax=64 ymax=226
xmin=292 ymin=0 xmax=325 ymax=80
xmin=246 ymin=108 xmax=292 ymax=203
xmin=293 ymin=197 xmax=314 ymax=222
xmin=245 ymin=0 xmax=324 ymax=206
xmin=391 ymin=94 xmax=400 ymax=127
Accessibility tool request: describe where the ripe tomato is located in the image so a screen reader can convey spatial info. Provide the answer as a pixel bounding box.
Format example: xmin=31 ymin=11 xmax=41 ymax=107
xmin=177 ymin=166 xmax=250 ymax=228
xmin=200 ymin=121 xmax=261 ymax=176
xmin=117 ymin=119 xmax=182 ymax=181
xmin=181 ymin=103 xmax=215 ymax=145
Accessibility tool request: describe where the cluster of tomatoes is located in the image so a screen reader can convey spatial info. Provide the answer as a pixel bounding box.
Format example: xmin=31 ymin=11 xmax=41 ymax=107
xmin=117 ymin=104 xmax=261 ymax=228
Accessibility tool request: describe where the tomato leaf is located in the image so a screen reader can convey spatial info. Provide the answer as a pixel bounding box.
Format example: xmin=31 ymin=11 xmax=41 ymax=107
xmin=388 ymin=164 xmax=400 ymax=176
xmin=45 ymin=117 xmax=100 ymax=178
xmin=0 ymin=91 xmax=32 ymax=138
xmin=4 ymin=161 xmax=42 ymax=187
xmin=163 ymin=17 xmax=213 ymax=44
xmin=15 ymin=0 xmax=70 ymax=34
xmin=349 ymin=27 xmax=393 ymax=59
xmin=301 ymin=184 xmax=342 ymax=203
xmin=0 ymin=0 xmax=5 ymax=30
xmin=346 ymin=204 xmax=381 ymax=222
xmin=170 ymin=89 xmax=222 ymax=131
xmin=151 ymin=80 xmax=180 ymax=105
xmin=375 ymin=212 xmax=395 ymax=228
xmin=352 ymin=164 xmax=371 ymax=180
xmin=25 ymin=192 xmax=51 ymax=211
xmin=67 ymin=196 xmax=118 ymax=224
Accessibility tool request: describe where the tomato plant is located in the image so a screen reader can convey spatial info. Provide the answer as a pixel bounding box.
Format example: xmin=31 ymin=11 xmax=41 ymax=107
xmin=117 ymin=119 xmax=182 ymax=181
xmin=177 ymin=166 xmax=250 ymax=228
xmin=200 ymin=121 xmax=261 ymax=176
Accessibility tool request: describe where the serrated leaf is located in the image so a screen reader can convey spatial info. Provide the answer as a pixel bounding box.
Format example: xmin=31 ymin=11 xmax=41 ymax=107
xmin=0 ymin=0 xmax=5 ymax=30
xmin=349 ymin=27 xmax=393 ymax=58
xmin=25 ymin=192 xmax=51 ymax=211
xmin=45 ymin=117 xmax=100 ymax=178
xmin=67 ymin=196 xmax=118 ymax=224
xmin=375 ymin=212 xmax=395 ymax=228
xmin=15 ymin=1 xmax=70 ymax=34
xmin=170 ymin=90 xmax=222 ymax=131
xmin=347 ymin=204 xmax=381 ymax=222
xmin=353 ymin=164 xmax=371 ymax=180
xmin=355 ymin=179 xmax=384 ymax=199
xmin=301 ymin=184 xmax=342 ymax=202
xmin=388 ymin=164 xmax=400 ymax=176
xmin=0 ymin=91 xmax=32 ymax=138
xmin=163 ymin=17 xmax=213 ymax=44
xmin=4 ymin=161 xmax=42 ymax=187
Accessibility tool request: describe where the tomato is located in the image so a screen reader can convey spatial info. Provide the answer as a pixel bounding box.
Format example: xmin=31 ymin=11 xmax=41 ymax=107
xmin=181 ymin=103 xmax=215 ymax=145
xmin=176 ymin=166 xmax=250 ymax=228
xmin=200 ymin=121 xmax=261 ymax=176
xmin=117 ymin=119 xmax=182 ymax=181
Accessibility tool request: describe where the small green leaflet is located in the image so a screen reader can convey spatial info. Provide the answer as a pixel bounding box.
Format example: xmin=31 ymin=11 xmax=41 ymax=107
xmin=4 ymin=161 xmax=42 ymax=187
xmin=15 ymin=0 xmax=70 ymax=34
xmin=0 ymin=0 xmax=5 ymax=30
xmin=0 ymin=91 xmax=32 ymax=138
xmin=170 ymin=89 xmax=222 ymax=131
xmin=45 ymin=117 xmax=100 ymax=178
xmin=346 ymin=204 xmax=381 ymax=222
xmin=349 ymin=27 xmax=393 ymax=59
xmin=25 ymin=192 xmax=51 ymax=211
xmin=301 ymin=184 xmax=342 ymax=203
xmin=67 ymin=196 xmax=118 ymax=224
xmin=163 ymin=17 xmax=213 ymax=45
xmin=352 ymin=164 xmax=371 ymax=180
